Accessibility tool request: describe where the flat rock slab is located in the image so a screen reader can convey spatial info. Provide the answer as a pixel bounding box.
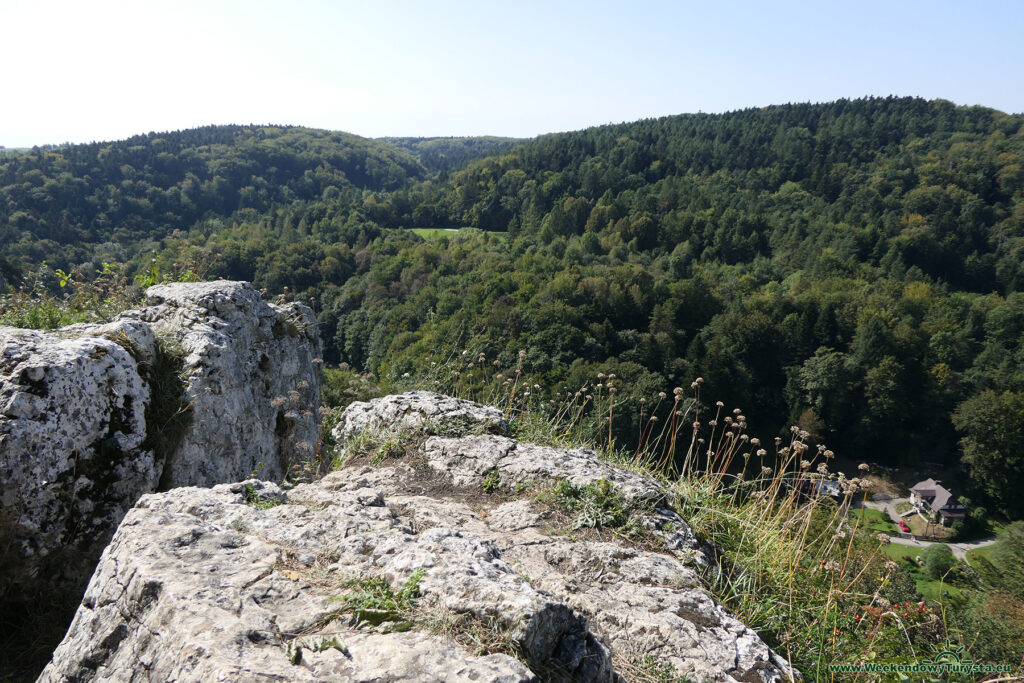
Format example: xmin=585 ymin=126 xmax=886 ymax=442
xmin=316 ymin=463 xmax=792 ymax=683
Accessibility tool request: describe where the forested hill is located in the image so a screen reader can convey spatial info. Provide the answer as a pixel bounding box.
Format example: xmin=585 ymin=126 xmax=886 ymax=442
xmin=419 ymin=97 xmax=1023 ymax=286
xmin=4 ymin=97 xmax=1024 ymax=518
xmin=324 ymin=99 xmax=1024 ymax=517
xmin=0 ymin=125 xmax=425 ymax=265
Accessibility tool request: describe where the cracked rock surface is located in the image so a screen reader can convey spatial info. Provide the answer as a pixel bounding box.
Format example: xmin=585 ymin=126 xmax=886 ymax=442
xmin=44 ymin=394 xmax=796 ymax=682
xmin=40 ymin=480 xmax=594 ymax=682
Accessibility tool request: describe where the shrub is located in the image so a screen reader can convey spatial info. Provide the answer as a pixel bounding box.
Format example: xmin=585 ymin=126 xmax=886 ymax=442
xmin=923 ymin=544 xmax=956 ymax=579
xmin=321 ymin=364 xmax=380 ymax=410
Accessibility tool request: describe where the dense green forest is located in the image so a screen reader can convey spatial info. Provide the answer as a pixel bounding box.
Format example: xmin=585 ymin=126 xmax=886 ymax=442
xmin=3 ymin=97 xmax=1024 ymax=522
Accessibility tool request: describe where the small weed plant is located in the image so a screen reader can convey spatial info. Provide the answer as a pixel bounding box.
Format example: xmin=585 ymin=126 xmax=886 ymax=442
xmin=481 ymin=469 xmax=502 ymax=494
xmin=552 ymin=478 xmax=628 ymax=530
xmin=242 ymin=484 xmax=282 ymax=510
xmin=332 ymin=568 xmax=425 ymax=628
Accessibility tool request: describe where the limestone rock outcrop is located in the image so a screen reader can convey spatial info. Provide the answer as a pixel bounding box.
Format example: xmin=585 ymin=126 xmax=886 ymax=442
xmin=0 ymin=281 xmax=321 ymax=623
xmin=121 ymin=280 xmax=322 ymax=487
xmin=43 ymin=393 xmax=796 ymax=682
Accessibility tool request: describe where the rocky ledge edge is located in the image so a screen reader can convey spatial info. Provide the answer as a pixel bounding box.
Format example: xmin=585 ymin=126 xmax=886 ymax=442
xmin=41 ymin=391 xmax=797 ymax=683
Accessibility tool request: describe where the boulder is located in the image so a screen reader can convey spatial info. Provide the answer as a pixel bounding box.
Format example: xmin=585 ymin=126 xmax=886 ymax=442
xmin=44 ymin=394 xmax=796 ymax=682
xmin=333 ymin=390 xmax=507 ymax=442
xmin=0 ymin=281 xmax=320 ymax=574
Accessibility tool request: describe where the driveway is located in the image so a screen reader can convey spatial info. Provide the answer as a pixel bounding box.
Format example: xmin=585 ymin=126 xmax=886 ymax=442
xmin=861 ymin=495 xmax=908 ymax=521
xmin=859 ymin=496 xmax=998 ymax=560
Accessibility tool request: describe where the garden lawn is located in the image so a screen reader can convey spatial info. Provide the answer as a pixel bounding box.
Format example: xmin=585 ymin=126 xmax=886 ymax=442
xmin=852 ymin=507 xmax=897 ymax=534
xmin=883 ymin=543 xmax=921 ymax=562
xmin=915 ymin=578 xmax=966 ymax=604
xmin=905 ymin=514 xmax=952 ymax=539
xmin=879 ymin=544 xmax=971 ymax=607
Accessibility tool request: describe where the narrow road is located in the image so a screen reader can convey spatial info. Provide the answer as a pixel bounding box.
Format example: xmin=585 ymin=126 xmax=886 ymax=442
xmin=885 ymin=534 xmax=997 ymax=560
xmin=859 ymin=497 xmax=998 ymax=560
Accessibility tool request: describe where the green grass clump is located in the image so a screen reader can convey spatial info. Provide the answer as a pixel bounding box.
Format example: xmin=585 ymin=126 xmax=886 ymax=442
xmin=330 ymin=413 xmax=499 ymax=472
xmin=370 ymin=439 xmax=404 ymax=465
xmin=0 ymin=265 xmax=140 ymax=330
xmin=328 ymin=569 xmax=540 ymax=673
xmin=330 ymin=423 xmax=421 ymax=470
xmin=634 ymin=655 xmax=692 ymax=683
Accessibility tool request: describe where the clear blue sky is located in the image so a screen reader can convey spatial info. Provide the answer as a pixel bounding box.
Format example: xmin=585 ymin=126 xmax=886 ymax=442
xmin=2 ymin=0 xmax=1022 ymax=147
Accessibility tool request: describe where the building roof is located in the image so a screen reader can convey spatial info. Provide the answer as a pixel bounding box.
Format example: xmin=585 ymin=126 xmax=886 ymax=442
xmin=931 ymin=486 xmax=959 ymax=510
xmin=911 ymin=478 xmax=938 ymax=494
xmin=911 ymin=478 xmax=959 ymax=510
